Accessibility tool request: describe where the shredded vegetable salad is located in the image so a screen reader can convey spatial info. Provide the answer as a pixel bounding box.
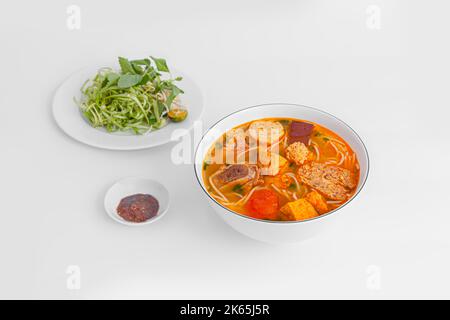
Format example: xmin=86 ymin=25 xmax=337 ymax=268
xmin=76 ymin=56 xmax=187 ymax=134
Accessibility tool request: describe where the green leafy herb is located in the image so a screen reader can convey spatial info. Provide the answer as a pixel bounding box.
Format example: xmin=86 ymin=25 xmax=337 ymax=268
xmin=232 ymin=184 xmax=244 ymax=194
xmin=323 ymin=137 xmax=330 ymax=142
xmin=203 ymin=162 xmax=210 ymax=170
xmin=166 ymin=84 xmax=183 ymax=107
xmin=131 ymin=58 xmax=151 ymax=67
xmin=117 ymin=74 xmax=143 ymax=88
xmin=106 ymin=73 xmax=120 ymax=85
xmin=76 ymin=56 xmax=186 ymax=134
xmin=118 ymin=57 xmax=135 ymax=74
xmin=288 ymin=183 xmax=297 ymax=191
xmin=151 ymin=56 xmax=170 ymax=72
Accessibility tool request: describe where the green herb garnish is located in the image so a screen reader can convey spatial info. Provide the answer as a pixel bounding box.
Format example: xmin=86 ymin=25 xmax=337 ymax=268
xmin=76 ymin=56 xmax=185 ymax=134
xmin=288 ymin=183 xmax=297 ymax=191
xmin=232 ymin=184 xmax=244 ymax=194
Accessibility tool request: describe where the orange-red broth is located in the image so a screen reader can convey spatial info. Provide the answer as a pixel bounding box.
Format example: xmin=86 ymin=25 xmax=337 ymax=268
xmin=202 ymin=118 xmax=360 ymax=221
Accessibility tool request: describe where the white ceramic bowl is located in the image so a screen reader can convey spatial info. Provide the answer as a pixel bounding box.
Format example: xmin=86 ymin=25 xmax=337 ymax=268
xmin=104 ymin=177 xmax=170 ymax=226
xmin=194 ymin=103 xmax=369 ymax=244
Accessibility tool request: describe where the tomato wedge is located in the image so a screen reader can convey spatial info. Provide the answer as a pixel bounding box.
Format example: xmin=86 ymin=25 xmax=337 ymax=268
xmin=245 ymin=189 xmax=279 ymax=220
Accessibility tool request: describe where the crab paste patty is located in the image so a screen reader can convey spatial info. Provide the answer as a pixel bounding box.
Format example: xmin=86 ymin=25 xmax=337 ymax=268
xmin=117 ymin=194 xmax=159 ymax=223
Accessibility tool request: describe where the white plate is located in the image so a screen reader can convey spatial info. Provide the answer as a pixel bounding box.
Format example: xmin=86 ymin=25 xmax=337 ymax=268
xmin=53 ymin=64 xmax=203 ymax=150
xmin=104 ymin=177 xmax=170 ymax=226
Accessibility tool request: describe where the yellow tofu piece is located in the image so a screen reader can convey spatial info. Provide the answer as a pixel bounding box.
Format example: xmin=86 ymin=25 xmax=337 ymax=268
xmin=305 ymin=191 xmax=329 ymax=214
xmin=260 ymin=153 xmax=288 ymax=176
xmin=280 ymin=199 xmax=319 ymax=221
xmin=276 ymin=154 xmax=288 ymax=173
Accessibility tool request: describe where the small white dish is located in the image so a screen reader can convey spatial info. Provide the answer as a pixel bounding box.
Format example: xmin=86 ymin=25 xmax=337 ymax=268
xmin=53 ymin=63 xmax=203 ymax=150
xmin=104 ymin=177 xmax=170 ymax=226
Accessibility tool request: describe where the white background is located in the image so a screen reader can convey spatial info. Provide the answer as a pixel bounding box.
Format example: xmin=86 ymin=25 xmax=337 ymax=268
xmin=1 ymin=0 xmax=449 ymax=299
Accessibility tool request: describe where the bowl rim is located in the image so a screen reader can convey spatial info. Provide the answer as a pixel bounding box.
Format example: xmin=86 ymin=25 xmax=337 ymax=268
xmin=194 ymin=103 xmax=370 ymax=225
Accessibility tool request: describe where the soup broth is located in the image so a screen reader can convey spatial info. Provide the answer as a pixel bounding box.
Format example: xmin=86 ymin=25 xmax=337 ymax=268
xmin=202 ymin=118 xmax=360 ymax=221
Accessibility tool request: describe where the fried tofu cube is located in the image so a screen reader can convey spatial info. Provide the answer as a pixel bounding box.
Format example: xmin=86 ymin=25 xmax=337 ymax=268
xmin=275 ymin=154 xmax=288 ymax=173
xmin=285 ymin=142 xmax=312 ymax=166
xmin=305 ymin=190 xmax=328 ymax=214
xmin=280 ymin=199 xmax=319 ymax=221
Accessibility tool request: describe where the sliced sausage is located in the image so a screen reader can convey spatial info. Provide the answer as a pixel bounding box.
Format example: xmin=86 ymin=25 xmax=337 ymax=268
xmin=216 ymin=164 xmax=250 ymax=184
xmin=288 ymin=121 xmax=314 ymax=145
